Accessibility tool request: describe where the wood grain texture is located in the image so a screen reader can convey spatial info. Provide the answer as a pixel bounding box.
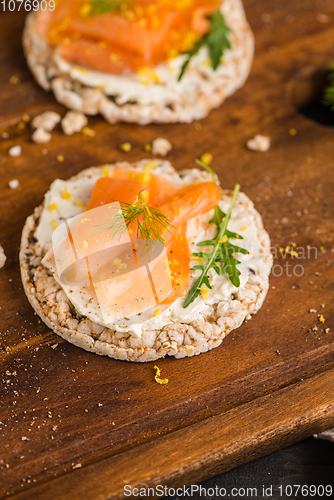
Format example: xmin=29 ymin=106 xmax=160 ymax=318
xmin=0 ymin=0 xmax=334 ymax=498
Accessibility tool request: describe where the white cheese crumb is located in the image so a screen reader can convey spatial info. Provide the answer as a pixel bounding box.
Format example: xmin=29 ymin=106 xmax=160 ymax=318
xmin=9 ymin=179 xmax=20 ymax=189
xmin=151 ymin=138 xmax=172 ymax=156
xmin=32 ymin=127 xmax=52 ymax=144
xmin=62 ymin=111 xmax=88 ymax=135
xmin=31 ymin=111 xmax=61 ymax=132
xmin=8 ymin=145 xmax=21 ymax=157
xmin=0 ymin=245 xmax=6 ymax=269
xmin=246 ymin=135 xmax=271 ymax=152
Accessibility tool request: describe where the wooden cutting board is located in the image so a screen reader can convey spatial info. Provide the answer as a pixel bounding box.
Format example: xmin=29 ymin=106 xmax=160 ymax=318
xmin=1 ymin=1 xmax=334 ymax=498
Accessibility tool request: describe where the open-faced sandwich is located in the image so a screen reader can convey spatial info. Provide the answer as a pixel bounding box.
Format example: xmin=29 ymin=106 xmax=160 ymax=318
xmin=20 ymin=160 xmax=272 ymax=362
xmin=23 ymin=0 xmax=254 ymax=124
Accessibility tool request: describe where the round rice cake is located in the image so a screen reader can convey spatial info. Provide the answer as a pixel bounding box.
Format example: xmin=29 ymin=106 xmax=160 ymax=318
xmin=22 ymin=0 xmax=254 ymax=125
xmin=20 ymin=160 xmax=272 ymax=362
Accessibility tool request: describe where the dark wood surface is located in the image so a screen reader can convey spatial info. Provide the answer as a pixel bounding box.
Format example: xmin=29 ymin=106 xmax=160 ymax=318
xmin=1 ymin=1 xmax=334 ymax=498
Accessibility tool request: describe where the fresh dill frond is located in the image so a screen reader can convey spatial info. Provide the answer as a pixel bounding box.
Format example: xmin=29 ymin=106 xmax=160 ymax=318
xmin=94 ymin=190 xmax=173 ymax=246
xmin=323 ymin=63 xmax=334 ymax=111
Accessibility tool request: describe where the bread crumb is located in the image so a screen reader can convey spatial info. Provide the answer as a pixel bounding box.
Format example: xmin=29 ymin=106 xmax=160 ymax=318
xmin=9 ymin=179 xmax=20 ymax=189
xmin=31 ymin=111 xmax=61 ymax=132
xmin=8 ymin=145 xmax=22 ymax=157
xmin=62 ymin=111 xmax=88 ymax=135
xmin=72 ymin=463 xmax=82 ymax=469
xmin=151 ymin=137 xmax=172 ymax=156
xmin=0 ymin=245 xmax=6 ymax=269
xmin=309 ymin=309 xmax=317 ymax=313
xmin=247 ymin=135 xmax=271 ymax=152
xmin=32 ymin=127 xmax=51 ymax=144
xmin=1 ymin=132 xmax=9 ymax=139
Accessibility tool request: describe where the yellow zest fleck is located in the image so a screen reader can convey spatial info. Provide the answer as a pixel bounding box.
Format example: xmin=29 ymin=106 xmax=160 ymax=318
xmin=137 ymin=67 xmax=160 ymax=85
xmin=120 ymin=142 xmax=132 ymax=152
xmin=75 ymin=200 xmax=86 ymax=209
xmin=98 ymin=41 xmax=108 ymax=49
xmin=48 ymin=203 xmax=58 ymax=212
xmin=278 ymin=247 xmax=284 ymax=253
xmin=80 ymin=217 xmax=90 ymax=224
xmin=218 ymin=235 xmax=228 ymax=244
xmin=291 ymin=242 xmax=297 ymax=248
xmin=320 ymin=246 xmax=324 ymax=251
xmin=140 ymin=189 xmax=150 ymax=204
xmin=241 ymin=226 xmax=248 ymax=231
xmin=174 ymin=278 xmax=183 ymax=286
xmin=113 ymin=258 xmax=127 ymax=270
xmin=200 ymin=286 xmax=209 ymax=300
xmin=192 ymin=255 xmax=205 ymax=262
xmin=22 ymin=114 xmax=30 ymax=123
xmin=102 ymin=166 xmax=109 ymax=177
xmin=83 ymin=240 xmax=88 ymax=248
xmin=17 ymin=122 xmax=26 ymax=130
xmin=319 ymin=314 xmax=325 ymax=323
xmin=195 ymin=123 xmax=202 ymax=131
xmin=144 ymin=160 xmax=157 ymax=171
xmin=81 ymin=127 xmax=96 ymax=137
xmin=80 ymin=3 xmax=92 ymax=17
xmin=289 ymin=128 xmax=297 ymax=136
xmin=61 ymin=186 xmax=72 ymax=200
xmin=74 ymin=66 xmax=88 ymax=75
xmin=124 ymin=9 xmax=135 ymax=20
xmin=200 ymin=153 xmax=213 ymax=165
xmin=57 ymin=154 xmax=64 ymax=163
xmin=51 ymin=219 xmax=57 ymax=230
xmin=144 ymin=143 xmax=152 ymax=152
xmin=9 ymin=75 xmax=20 ymax=85
xmin=153 ymin=309 xmax=161 ymax=317
xmin=128 ymin=228 xmax=133 ymax=235
xmin=177 ymin=208 xmax=183 ymax=216
xmin=136 ymin=172 xmax=151 ymax=185
xmin=154 ymin=366 xmax=168 ymax=385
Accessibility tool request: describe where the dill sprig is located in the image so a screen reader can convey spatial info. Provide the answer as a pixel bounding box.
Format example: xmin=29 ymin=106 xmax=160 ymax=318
xmin=94 ymin=189 xmax=173 ymax=246
xmin=183 ymin=161 xmax=248 ymax=308
xmin=89 ymin=0 xmax=132 ymax=16
xmin=178 ymin=10 xmax=231 ymax=81
xmin=323 ymin=63 xmax=334 ymax=111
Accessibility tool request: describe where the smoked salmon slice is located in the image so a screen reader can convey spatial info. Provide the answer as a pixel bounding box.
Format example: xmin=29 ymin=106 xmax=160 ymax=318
xmin=36 ymin=0 xmax=221 ymax=74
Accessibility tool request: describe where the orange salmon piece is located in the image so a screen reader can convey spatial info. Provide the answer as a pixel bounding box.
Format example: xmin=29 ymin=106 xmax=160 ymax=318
xmin=36 ymin=0 xmax=221 ymax=74
xmin=86 ymin=177 xmax=147 ymax=211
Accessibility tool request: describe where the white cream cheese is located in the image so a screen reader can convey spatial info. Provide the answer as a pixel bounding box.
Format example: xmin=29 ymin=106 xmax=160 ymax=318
xmin=38 ymin=161 xmax=267 ymax=339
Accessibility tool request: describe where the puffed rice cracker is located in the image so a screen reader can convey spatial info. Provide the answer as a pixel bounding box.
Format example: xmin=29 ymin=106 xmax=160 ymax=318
xmin=20 ymin=161 xmax=272 ymax=362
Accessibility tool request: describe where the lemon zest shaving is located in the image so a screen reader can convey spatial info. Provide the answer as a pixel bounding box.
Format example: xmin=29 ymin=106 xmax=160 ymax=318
xmin=154 ymin=366 xmax=168 ymax=385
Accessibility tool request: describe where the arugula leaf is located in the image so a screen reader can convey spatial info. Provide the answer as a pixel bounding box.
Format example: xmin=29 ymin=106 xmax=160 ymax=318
xmin=89 ymin=0 xmax=132 ymax=16
xmin=323 ymin=63 xmax=334 ymax=111
xmin=183 ymin=181 xmax=249 ymax=309
xmin=178 ymin=10 xmax=231 ymax=81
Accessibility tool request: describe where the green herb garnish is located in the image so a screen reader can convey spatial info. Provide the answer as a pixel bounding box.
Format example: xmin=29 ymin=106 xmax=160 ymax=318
xmin=323 ymin=63 xmax=334 ymax=111
xmin=88 ymin=0 xmax=132 ymax=16
xmin=94 ymin=189 xmax=173 ymax=247
xmin=183 ymin=162 xmax=248 ymax=309
xmin=178 ymin=10 xmax=231 ymax=81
